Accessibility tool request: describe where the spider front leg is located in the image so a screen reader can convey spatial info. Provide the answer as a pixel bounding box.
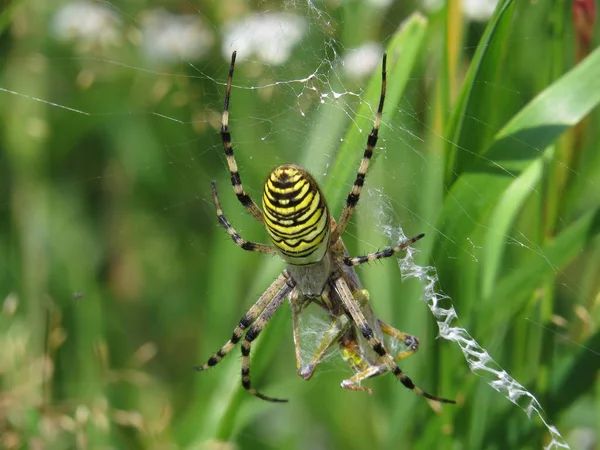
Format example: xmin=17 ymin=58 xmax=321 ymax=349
xmin=220 ymin=51 xmax=265 ymax=224
xmin=332 ymin=53 xmax=387 ymax=242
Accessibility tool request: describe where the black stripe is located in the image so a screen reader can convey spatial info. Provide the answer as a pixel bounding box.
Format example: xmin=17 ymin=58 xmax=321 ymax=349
xmin=239 ymin=316 xmax=252 ymax=328
xmin=354 ymin=172 xmax=365 ymax=187
xmin=245 ymin=327 xmax=259 ymax=342
xmin=380 ymin=248 xmax=394 ymax=258
xmin=373 ymin=342 xmax=386 ymax=357
xmin=230 ymin=330 xmax=242 ymax=344
xmin=268 ymin=223 xmax=326 ymax=243
xmin=264 ymin=199 xmax=312 ymax=213
xmin=241 ymin=344 xmax=250 ymax=356
xmin=241 ymin=242 xmax=256 ymax=251
xmin=265 ymin=189 xmax=308 ymax=202
xmin=264 ymin=192 xmax=312 ymax=208
xmin=268 ymin=178 xmax=307 ymax=190
xmin=231 ymin=171 xmax=242 ymax=186
xmin=238 ymin=193 xmax=253 ymax=207
xmin=265 ymin=215 xmax=325 ymax=240
xmin=359 ymin=325 xmax=374 ymax=340
xmin=217 ymin=215 xmax=229 ymax=228
xmin=222 ymin=132 xmax=232 ymax=150
xmin=279 ymin=246 xmax=318 ymax=259
xmin=263 ymin=202 xmax=321 ymax=222
xmin=346 ymin=192 xmax=359 ymax=207
xmin=265 ymin=216 xmax=321 ymax=238
xmin=397 ymin=371 xmax=415 ymax=390
xmin=367 ymin=132 xmax=378 ymax=147
xmin=346 ymin=255 xmax=368 ymax=265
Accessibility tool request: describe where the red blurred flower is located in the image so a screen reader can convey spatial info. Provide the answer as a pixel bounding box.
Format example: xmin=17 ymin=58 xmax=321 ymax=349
xmin=573 ymin=0 xmax=596 ymax=61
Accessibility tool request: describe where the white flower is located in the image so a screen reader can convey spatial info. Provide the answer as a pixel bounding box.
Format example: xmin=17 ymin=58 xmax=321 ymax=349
xmin=222 ymin=13 xmax=307 ymax=65
xmin=368 ymin=0 xmax=394 ymax=6
xmin=52 ymin=1 xmax=121 ymax=48
xmin=463 ymin=0 xmax=499 ymax=21
xmin=343 ymin=42 xmax=384 ymax=79
xmin=421 ymin=0 xmax=444 ymax=13
xmin=141 ymin=9 xmax=214 ymax=64
xmin=421 ymin=0 xmax=499 ymax=21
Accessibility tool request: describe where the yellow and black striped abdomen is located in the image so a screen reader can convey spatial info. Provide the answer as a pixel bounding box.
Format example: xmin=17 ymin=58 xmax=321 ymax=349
xmin=262 ymin=164 xmax=330 ymax=265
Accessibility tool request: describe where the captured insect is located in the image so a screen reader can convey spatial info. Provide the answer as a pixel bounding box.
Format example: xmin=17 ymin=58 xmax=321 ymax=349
xmin=195 ymin=51 xmax=455 ymax=405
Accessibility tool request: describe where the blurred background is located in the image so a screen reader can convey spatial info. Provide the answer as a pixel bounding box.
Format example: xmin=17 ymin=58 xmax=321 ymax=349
xmin=1 ymin=0 xmax=599 ymax=449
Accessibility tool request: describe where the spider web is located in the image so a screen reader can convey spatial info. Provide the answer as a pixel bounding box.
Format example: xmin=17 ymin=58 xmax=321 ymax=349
xmin=1 ymin=0 xmax=597 ymax=448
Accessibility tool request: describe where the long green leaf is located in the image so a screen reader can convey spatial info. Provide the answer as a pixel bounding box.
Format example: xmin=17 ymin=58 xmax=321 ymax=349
xmin=435 ymin=45 xmax=600 ymax=268
xmin=443 ymin=0 xmax=515 ymax=186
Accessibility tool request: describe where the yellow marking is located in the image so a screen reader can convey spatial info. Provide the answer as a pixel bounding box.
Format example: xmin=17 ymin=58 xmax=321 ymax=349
xmin=270 ymin=167 xmax=303 ymax=180
xmin=266 ymin=178 xmax=307 ymax=195
xmin=263 ymin=202 xmax=323 ymax=236
xmin=263 ymin=189 xmax=316 ymax=219
xmin=264 ymin=178 xmax=308 ymax=202
xmin=268 ymin=181 xmax=305 ymax=194
xmin=269 ymin=213 xmax=329 ymax=255
xmin=341 ymin=347 xmax=368 ymax=371
xmin=294 ymin=192 xmax=321 ymax=222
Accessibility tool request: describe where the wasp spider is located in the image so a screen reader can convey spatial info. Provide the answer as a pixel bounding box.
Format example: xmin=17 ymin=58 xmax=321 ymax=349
xmin=196 ymin=51 xmax=455 ymax=405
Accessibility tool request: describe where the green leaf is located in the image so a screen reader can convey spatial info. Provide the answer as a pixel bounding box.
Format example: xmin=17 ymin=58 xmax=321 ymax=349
xmin=484 ymin=206 xmax=600 ymax=327
xmin=444 ymin=0 xmax=515 ymax=185
xmin=435 ymin=45 xmax=600 ymax=271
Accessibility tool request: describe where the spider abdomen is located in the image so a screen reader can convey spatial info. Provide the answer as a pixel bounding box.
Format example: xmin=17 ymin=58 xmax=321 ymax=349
xmin=262 ymin=164 xmax=331 ymax=265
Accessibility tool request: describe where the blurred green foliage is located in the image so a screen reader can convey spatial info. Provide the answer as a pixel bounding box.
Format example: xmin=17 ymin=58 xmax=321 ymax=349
xmin=1 ymin=0 xmax=599 ymax=449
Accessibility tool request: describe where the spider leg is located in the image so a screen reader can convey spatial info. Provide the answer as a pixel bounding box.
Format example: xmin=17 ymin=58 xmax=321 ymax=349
xmin=378 ymin=319 xmax=420 ymax=362
xmin=332 ymin=53 xmax=387 ymax=242
xmin=240 ymin=279 xmax=293 ymax=403
xmin=344 ymin=233 xmax=424 ymax=266
xmin=211 ymin=182 xmax=277 ymax=254
xmin=221 ymin=51 xmax=265 ymax=225
xmin=349 ymin=289 xmax=419 ymax=361
xmin=194 ymin=272 xmax=288 ymax=371
xmin=329 ymin=276 xmax=455 ymax=404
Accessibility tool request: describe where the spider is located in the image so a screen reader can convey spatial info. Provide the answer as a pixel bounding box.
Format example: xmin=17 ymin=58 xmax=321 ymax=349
xmin=195 ymin=51 xmax=455 ymax=405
